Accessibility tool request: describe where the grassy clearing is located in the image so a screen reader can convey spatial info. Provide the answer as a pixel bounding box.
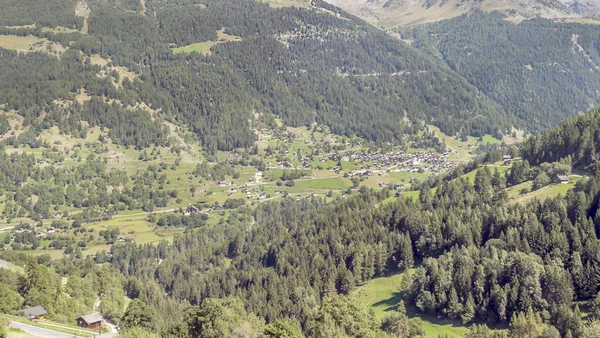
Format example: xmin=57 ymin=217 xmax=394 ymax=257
xmin=513 ymin=179 xmax=579 ymax=204
xmin=461 ymin=165 xmax=510 ymax=184
xmin=172 ymin=29 xmax=240 ymax=55
xmin=172 ymin=42 xmax=214 ymax=54
xmin=294 ymin=177 xmax=351 ymax=190
xmin=401 ymin=190 xmax=420 ymax=200
xmin=506 ymin=181 xmax=533 ymax=200
xmin=428 ymin=125 xmax=502 ymax=162
xmin=0 ymin=35 xmax=41 ymax=51
xmin=263 ymin=0 xmax=308 ymax=7
xmin=352 ymin=272 xmax=470 ymax=338
xmin=7 ymin=327 xmax=37 ymax=338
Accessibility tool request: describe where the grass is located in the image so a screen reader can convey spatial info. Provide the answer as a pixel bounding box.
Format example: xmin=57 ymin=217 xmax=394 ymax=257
xmin=352 ymin=272 xmax=470 ymax=338
xmin=263 ymin=0 xmax=308 ymax=7
xmin=172 ymin=29 xmax=240 ymax=55
xmin=401 ymin=190 xmax=421 ymax=200
xmin=461 ymin=165 xmax=510 ymax=184
xmin=513 ymin=180 xmax=579 ymax=204
xmin=173 ymin=42 xmax=215 ymax=54
xmin=0 ymin=35 xmax=41 ymax=51
xmin=294 ymin=177 xmax=351 ymax=190
xmin=7 ymin=327 xmax=37 ymax=338
xmin=428 ymin=125 xmax=502 ymax=162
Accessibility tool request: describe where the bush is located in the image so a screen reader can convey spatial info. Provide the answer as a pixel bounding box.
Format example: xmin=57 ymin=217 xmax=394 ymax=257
xmin=533 ymin=172 xmax=550 ymax=190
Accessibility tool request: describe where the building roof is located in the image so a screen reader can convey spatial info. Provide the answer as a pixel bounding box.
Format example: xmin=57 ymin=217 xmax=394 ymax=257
xmin=0 ymin=260 xmax=8 ymax=270
xmin=557 ymin=174 xmax=569 ymax=181
xmin=78 ymin=313 xmax=103 ymax=324
xmin=23 ymin=306 xmax=47 ymax=317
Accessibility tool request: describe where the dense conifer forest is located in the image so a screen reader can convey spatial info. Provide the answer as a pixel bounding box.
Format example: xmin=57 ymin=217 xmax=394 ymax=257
xmin=407 ymin=10 xmax=600 ymax=133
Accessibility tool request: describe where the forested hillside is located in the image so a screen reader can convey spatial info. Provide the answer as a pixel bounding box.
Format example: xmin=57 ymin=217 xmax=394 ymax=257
xmin=521 ymin=106 xmax=600 ymax=170
xmin=4 ymin=1 xmax=600 ymax=338
xmin=69 ymin=132 xmax=600 ymax=337
xmin=0 ymin=0 xmax=511 ymax=154
xmin=408 ymin=10 xmax=600 ymax=134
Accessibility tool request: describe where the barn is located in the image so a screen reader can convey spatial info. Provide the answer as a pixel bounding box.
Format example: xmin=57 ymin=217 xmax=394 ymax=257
xmin=23 ymin=306 xmax=47 ymax=322
xmin=76 ymin=313 xmax=103 ymax=329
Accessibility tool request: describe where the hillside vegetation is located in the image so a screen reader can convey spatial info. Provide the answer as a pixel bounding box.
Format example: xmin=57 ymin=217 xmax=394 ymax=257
xmin=408 ymin=10 xmax=600 ymax=135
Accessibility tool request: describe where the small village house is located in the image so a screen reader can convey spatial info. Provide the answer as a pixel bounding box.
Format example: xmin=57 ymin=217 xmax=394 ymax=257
xmin=557 ymin=174 xmax=569 ymax=184
xmin=23 ymin=306 xmax=47 ymax=321
xmin=503 ymin=155 xmax=512 ymax=165
xmin=76 ymin=313 xmax=103 ymax=329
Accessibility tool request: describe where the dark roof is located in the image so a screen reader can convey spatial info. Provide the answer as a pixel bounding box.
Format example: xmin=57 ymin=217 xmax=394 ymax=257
xmin=0 ymin=260 xmax=8 ymax=269
xmin=23 ymin=306 xmax=47 ymax=317
xmin=78 ymin=313 xmax=103 ymax=324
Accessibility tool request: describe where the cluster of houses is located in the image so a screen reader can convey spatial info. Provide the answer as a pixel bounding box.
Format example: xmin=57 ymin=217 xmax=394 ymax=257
xmin=22 ymin=305 xmax=104 ymax=330
xmin=342 ymin=150 xmax=458 ymax=173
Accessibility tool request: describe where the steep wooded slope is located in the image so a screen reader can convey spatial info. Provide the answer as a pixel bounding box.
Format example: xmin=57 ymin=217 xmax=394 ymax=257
xmin=0 ymin=0 xmax=512 ymax=153
xmin=408 ymin=11 xmax=600 ymax=134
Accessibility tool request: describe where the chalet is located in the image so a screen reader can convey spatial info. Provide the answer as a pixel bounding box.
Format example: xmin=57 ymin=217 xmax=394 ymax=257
xmin=53 ymin=211 xmax=63 ymax=218
xmin=23 ymin=306 xmax=47 ymax=321
xmin=218 ymin=181 xmax=230 ymax=187
xmin=46 ymin=227 xmax=55 ymax=234
xmin=184 ymin=205 xmax=200 ymax=216
xmin=503 ymin=155 xmax=512 ymax=164
xmin=0 ymin=260 xmax=8 ymax=270
xmin=117 ymin=237 xmax=126 ymax=242
xmin=557 ymin=174 xmax=569 ymax=184
xmin=76 ymin=313 xmax=103 ymax=329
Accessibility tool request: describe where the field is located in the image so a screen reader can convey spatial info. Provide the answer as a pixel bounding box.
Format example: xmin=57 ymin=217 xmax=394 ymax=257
xmin=509 ymin=177 xmax=581 ymax=204
xmin=352 ymin=272 xmax=471 ymax=338
xmin=461 ymin=164 xmax=510 ymax=183
xmin=263 ymin=0 xmax=309 ymax=8
xmin=428 ymin=126 xmax=501 ymax=162
xmin=172 ymin=29 xmax=240 ymax=55
xmin=0 ymin=35 xmax=41 ymax=52
xmin=7 ymin=328 xmax=36 ymax=338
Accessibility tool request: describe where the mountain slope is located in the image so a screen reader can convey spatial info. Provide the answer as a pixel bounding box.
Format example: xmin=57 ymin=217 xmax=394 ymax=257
xmin=0 ymin=0 xmax=512 ymax=153
xmin=407 ymin=10 xmax=600 ymax=134
xmin=560 ymin=0 xmax=600 ymax=18
xmin=326 ymin=0 xmax=575 ymax=27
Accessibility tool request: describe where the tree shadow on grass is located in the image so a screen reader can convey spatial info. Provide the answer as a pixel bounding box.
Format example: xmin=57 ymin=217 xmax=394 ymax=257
xmin=373 ymin=291 xmax=470 ymax=331
xmin=372 ymin=291 xmax=404 ymax=314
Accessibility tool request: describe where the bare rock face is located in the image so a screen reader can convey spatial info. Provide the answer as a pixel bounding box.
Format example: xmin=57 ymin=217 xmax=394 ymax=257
xmin=75 ymin=0 xmax=91 ymax=18
xmin=324 ymin=0 xmax=577 ymax=27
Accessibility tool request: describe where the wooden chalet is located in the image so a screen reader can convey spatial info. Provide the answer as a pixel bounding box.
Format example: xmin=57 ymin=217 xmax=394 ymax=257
xmin=23 ymin=306 xmax=47 ymax=321
xmin=77 ymin=313 xmax=103 ymax=329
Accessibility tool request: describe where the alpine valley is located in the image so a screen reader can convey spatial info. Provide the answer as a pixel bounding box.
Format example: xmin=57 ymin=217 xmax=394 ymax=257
xmin=0 ymin=0 xmax=600 ymax=338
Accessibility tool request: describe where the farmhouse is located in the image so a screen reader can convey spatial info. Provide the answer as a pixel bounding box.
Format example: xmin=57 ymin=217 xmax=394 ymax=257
xmin=503 ymin=155 xmax=512 ymax=164
xmin=557 ymin=174 xmax=569 ymax=184
xmin=23 ymin=306 xmax=47 ymax=321
xmin=184 ymin=205 xmax=200 ymax=216
xmin=77 ymin=313 xmax=103 ymax=329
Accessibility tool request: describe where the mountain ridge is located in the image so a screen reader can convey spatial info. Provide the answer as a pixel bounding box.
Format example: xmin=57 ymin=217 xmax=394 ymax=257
xmin=326 ymin=0 xmax=581 ymax=27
